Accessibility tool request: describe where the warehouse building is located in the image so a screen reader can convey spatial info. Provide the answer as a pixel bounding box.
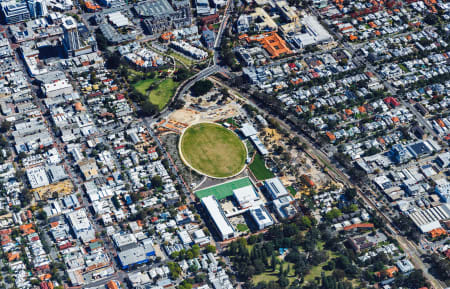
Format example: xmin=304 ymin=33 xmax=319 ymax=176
xmin=409 ymin=204 xmax=450 ymax=233
xmin=201 ymin=196 xmax=235 ymax=240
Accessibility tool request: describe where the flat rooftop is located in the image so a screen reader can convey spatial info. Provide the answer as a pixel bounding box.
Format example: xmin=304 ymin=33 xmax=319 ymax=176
xmin=195 ymin=177 xmax=253 ymax=200
xmin=134 ymin=0 xmax=174 ymax=17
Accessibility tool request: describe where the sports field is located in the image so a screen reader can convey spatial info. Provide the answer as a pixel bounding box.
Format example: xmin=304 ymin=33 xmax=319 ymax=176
xmin=195 ymin=177 xmax=252 ymax=199
xmin=180 ymin=123 xmax=246 ymax=178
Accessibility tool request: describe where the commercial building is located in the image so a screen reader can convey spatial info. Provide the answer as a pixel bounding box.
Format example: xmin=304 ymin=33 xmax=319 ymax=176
xmin=41 ymin=79 xmax=73 ymax=97
xmin=290 ymin=15 xmax=333 ymax=48
xmin=195 ymin=0 xmax=211 ymax=16
xmin=435 ymin=178 xmax=450 ymax=203
xmin=28 ymin=0 xmax=48 ymax=18
xmin=409 ymin=204 xmax=450 ymax=233
xmin=134 ymin=0 xmax=174 ymax=17
xmin=1 ymin=1 xmax=30 ymax=24
xmin=112 ymin=233 xmax=138 ymax=250
xmin=249 ymin=8 xmax=277 ymax=32
xmin=141 ymin=5 xmax=191 ymax=35
xmin=78 ymin=158 xmax=99 ymax=180
xmin=62 ymin=16 xmax=81 ymax=56
xmin=107 ymin=11 xmax=129 ymax=27
xmin=390 ymin=144 xmax=411 ymax=164
xmin=47 ymin=165 xmax=68 ymax=183
xmin=26 ymin=166 xmax=50 ymax=189
xmin=66 ymin=208 xmax=96 ymax=243
xmin=249 ymin=206 xmax=274 ymax=230
xmin=201 ymin=196 xmax=235 ymax=240
xmin=264 ymin=177 xmax=289 ymax=200
xmin=99 ymin=23 xmax=136 ymax=44
xmin=118 ymin=244 xmax=154 ymax=269
xmin=276 ymin=1 xmax=298 ymax=23
xmin=202 ymin=28 xmax=215 ymax=50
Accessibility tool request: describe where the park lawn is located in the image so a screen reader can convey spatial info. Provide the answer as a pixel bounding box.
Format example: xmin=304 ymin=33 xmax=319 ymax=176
xmin=304 ymin=263 xmax=332 ymax=282
xmin=148 ymin=78 xmax=178 ymax=110
xmin=249 ymin=153 xmax=274 ymax=180
xmin=303 ymin=249 xmax=338 ymax=283
xmin=252 ymin=262 xmax=296 ymax=285
xmin=133 ymin=78 xmax=158 ymax=96
xmin=169 ymin=51 xmax=194 ymax=67
xmin=181 ymin=123 xmax=247 ymax=178
xmin=236 ymin=224 xmax=249 ymax=232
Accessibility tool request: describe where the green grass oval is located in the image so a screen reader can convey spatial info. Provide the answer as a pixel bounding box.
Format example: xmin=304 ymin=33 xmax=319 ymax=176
xmin=180 ymin=123 xmax=247 ymax=178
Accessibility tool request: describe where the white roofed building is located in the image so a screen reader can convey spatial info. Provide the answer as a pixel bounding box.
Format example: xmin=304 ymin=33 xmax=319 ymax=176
xmin=201 ymin=196 xmax=235 ymax=240
xmin=233 ymin=185 xmax=259 ymax=208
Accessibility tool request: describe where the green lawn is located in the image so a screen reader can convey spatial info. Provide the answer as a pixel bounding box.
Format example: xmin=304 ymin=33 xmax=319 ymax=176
xmin=304 ymin=249 xmax=338 ymax=283
xmin=148 ymin=78 xmax=178 ymax=110
xmin=304 ymin=263 xmax=332 ymax=282
xmin=181 ymin=123 xmax=247 ymax=178
xmin=252 ymin=262 xmax=296 ymax=285
xmin=236 ymin=224 xmax=249 ymax=232
xmin=249 ymin=153 xmax=274 ymax=180
xmin=133 ymin=78 xmax=157 ymax=95
xmin=169 ymin=51 xmax=194 ymax=67
xmin=132 ymin=77 xmax=179 ymax=111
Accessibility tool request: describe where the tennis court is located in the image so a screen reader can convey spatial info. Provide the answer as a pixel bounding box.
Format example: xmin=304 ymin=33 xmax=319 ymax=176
xmin=195 ymin=177 xmax=253 ymax=200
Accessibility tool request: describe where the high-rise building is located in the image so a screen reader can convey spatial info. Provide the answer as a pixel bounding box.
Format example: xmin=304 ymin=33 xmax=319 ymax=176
xmin=1 ymin=1 xmax=30 ymax=24
xmin=27 ymin=0 xmax=36 ymax=18
xmin=33 ymin=0 xmax=48 ymax=17
xmin=62 ymin=16 xmax=81 ymax=56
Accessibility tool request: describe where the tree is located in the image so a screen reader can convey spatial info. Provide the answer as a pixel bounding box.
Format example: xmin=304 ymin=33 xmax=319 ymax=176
xmin=191 ymin=79 xmax=214 ymax=96
xmin=174 ymin=67 xmax=191 ymax=82
xmin=0 ymin=121 xmax=10 ymax=133
xmin=299 ymin=216 xmax=312 ymax=229
xmin=112 ymin=195 xmax=121 ymax=209
xmin=95 ymin=29 xmax=108 ymax=51
xmin=151 ymin=175 xmax=162 ymax=188
xmin=141 ymin=100 xmax=159 ymax=116
xmin=206 ymin=245 xmax=216 ymax=253
xmin=106 ymin=53 xmax=121 ymax=69
xmin=344 ymin=188 xmax=357 ymax=201
xmin=167 ymin=262 xmax=181 ymax=279
xmin=279 ymin=275 xmax=289 ymax=288
xmin=36 ymin=210 xmax=47 ymax=222
xmin=191 ymin=244 xmax=200 ymax=258
xmin=325 ymin=208 xmax=342 ymax=221
xmin=271 ymin=253 xmax=278 ymax=271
